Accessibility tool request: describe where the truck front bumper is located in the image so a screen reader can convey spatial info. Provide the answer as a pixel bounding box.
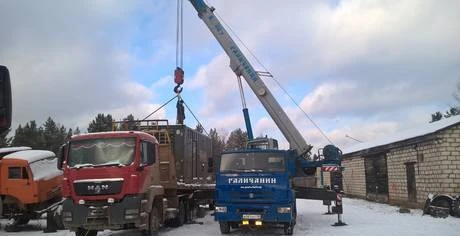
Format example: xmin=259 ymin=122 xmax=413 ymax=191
xmin=62 ymin=195 xmax=148 ymax=231
xmin=214 ymin=203 xmax=294 ymax=225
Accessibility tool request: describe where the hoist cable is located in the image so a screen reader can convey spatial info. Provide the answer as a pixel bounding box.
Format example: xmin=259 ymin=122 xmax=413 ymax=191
xmin=141 ymin=95 xmax=178 ymax=121
xmin=176 ymin=0 xmax=183 ymax=68
xmin=214 ymin=9 xmax=334 ymax=145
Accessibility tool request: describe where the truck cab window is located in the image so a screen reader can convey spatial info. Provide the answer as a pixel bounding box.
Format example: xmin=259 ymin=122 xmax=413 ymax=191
xmin=141 ymin=141 xmax=155 ymax=165
xmin=8 ymin=167 xmax=21 ymax=179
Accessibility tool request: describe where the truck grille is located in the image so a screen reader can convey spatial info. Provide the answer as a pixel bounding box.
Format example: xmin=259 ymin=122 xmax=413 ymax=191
xmin=74 ymin=179 xmax=123 ymax=196
xmin=230 ymin=191 xmax=274 ymax=200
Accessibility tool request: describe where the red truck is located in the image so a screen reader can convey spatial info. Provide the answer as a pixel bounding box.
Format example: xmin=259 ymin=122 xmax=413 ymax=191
xmin=59 ymin=120 xmax=214 ymax=236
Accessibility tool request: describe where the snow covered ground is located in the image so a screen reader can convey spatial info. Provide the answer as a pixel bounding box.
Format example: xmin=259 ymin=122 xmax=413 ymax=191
xmin=1 ymin=198 xmax=458 ymax=236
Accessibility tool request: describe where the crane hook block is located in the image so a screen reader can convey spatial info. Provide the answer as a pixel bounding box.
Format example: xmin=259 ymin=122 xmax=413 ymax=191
xmin=174 ymin=67 xmax=184 ymax=85
xmin=174 ymin=84 xmax=183 ymax=94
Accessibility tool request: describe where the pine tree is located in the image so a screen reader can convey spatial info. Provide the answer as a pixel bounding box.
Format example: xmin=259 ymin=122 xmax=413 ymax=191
xmin=0 ymin=128 xmax=12 ymax=147
xmin=444 ymin=107 xmax=460 ymax=118
xmin=209 ymin=128 xmax=225 ymax=157
xmin=12 ymin=121 xmax=45 ymax=149
xmin=87 ymin=113 xmax=113 ymax=133
xmin=73 ymin=127 xmax=81 ymax=135
xmin=119 ymin=114 xmax=137 ymax=131
xmin=226 ymin=128 xmax=248 ymax=150
xmin=42 ymin=117 xmax=68 ymax=153
xmin=67 ymin=128 xmax=73 ymax=139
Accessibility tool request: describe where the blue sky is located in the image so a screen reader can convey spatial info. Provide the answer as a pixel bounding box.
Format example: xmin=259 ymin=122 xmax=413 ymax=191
xmin=1 ymin=0 xmax=459 ymax=151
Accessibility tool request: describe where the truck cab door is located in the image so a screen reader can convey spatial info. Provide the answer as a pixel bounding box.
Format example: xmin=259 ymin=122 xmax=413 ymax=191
xmin=4 ymin=165 xmax=34 ymax=204
xmin=139 ymin=141 xmax=156 ymax=188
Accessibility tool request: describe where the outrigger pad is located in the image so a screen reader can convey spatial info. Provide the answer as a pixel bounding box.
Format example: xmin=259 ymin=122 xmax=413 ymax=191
xmin=332 ymin=221 xmax=347 ymax=226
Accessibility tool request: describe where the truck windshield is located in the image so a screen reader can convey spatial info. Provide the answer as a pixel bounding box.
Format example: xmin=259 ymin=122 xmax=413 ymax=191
xmin=220 ymin=152 xmax=285 ymax=173
xmin=68 ymin=137 xmax=136 ymax=168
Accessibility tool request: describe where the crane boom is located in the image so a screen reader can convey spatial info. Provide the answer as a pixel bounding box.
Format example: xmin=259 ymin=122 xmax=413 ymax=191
xmin=189 ymin=0 xmax=312 ymax=157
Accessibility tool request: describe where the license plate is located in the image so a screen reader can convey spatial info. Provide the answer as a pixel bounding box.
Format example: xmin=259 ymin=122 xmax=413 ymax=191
xmin=242 ymin=214 xmax=261 ymax=220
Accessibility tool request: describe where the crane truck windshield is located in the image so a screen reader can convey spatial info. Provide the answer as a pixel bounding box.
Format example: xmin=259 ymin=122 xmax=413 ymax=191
xmin=220 ymin=152 xmax=285 ymax=173
xmin=68 ymin=137 xmax=135 ymax=168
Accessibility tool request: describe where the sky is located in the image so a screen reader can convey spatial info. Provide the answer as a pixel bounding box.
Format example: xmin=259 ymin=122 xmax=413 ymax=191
xmin=0 ymin=0 xmax=459 ymax=151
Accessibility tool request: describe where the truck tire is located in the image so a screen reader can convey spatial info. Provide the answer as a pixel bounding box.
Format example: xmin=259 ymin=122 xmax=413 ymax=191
xmin=76 ymin=228 xmax=97 ymax=236
xmin=173 ymin=200 xmax=186 ymax=227
xmin=0 ymin=197 xmax=3 ymax=217
xmin=144 ymin=204 xmax=160 ymax=236
xmin=283 ymin=222 xmax=294 ymax=235
xmin=15 ymin=217 xmax=30 ymax=225
xmin=53 ymin=207 xmax=65 ymax=230
xmin=219 ymin=221 xmax=230 ymax=234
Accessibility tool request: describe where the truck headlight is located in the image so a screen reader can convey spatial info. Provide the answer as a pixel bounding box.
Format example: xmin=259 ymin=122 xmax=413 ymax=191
xmin=215 ymin=206 xmax=227 ymax=213
xmin=277 ymin=207 xmax=291 ymax=213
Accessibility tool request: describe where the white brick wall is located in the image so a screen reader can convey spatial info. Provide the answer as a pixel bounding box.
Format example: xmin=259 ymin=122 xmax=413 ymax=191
xmin=343 ymin=123 xmax=460 ymax=205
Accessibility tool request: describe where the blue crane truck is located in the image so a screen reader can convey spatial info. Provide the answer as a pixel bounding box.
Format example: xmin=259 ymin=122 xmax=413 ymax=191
xmin=188 ymin=0 xmax=345 ymax=234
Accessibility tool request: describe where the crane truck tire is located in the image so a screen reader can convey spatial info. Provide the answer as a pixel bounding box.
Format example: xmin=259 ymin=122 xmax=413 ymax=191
xmin=283 ymin=222 xmax=294 ymax=235
xmin=219 ymin=221 xmax=230 ymax=234
xmin=75 ymin=228 xmax=97 ymax=236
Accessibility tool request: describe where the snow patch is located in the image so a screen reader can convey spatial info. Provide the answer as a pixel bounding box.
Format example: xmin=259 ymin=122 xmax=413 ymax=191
xmin=2 ymin=150 xmax=62 ymax=181
xmin=3 ymin=150 xmax=56 ymax=163
xmin=0 ymin=146 xmax=32 ymax=155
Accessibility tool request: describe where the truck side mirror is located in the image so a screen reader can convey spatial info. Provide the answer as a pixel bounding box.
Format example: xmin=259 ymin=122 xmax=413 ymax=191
xmin=0 ymin=65 xmax=12 ymax=135
xmin=57 ymin=143 xmax=67 ymax=170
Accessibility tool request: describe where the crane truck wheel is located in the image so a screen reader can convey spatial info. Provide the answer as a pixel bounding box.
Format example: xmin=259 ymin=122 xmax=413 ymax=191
xmin=219 ymin=221 xmax=230 ymax=234
xmin=283 ymin=222 xmax=294 ymax=235
xmin=76 ymin=228 xmax=97 ymax=236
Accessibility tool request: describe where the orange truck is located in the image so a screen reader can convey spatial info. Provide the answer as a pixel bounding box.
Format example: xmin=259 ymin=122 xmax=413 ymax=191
xmin=0 ymin=149 xmax=63 ymax=231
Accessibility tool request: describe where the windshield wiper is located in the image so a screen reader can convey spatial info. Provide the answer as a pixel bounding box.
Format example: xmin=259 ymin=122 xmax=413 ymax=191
xmin=73 ymin=163 xmax=95 ymax=169
xmin=231 ymin=168 xmax=263 ymax=173
xmin=93 ymin=162 xmax=125 ymax=168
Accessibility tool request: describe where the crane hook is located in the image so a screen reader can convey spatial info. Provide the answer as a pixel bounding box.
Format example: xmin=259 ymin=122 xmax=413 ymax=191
xmin=174 ymin=84 xmax=183 ymax=94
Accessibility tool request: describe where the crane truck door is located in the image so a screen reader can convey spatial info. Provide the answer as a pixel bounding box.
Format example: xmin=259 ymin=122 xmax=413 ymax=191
xmin=0 ymin=65 xmax=12 ymax=135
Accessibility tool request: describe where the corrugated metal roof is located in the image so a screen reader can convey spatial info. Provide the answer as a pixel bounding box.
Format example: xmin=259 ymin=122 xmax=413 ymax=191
xmin=343 ymin=116 xmax=460 ymax=155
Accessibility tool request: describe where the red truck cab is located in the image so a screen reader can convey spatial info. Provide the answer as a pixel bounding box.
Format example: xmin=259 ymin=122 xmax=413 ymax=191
xmin=60 ymin=131 xmax=164 ymax=236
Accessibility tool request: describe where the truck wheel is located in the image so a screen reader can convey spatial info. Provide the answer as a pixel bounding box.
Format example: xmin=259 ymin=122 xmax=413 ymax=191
xmin=283 ymin=222 xmax=294 ymax=235
xmin=0 ymin=197 xmax=3 ymax=217
xmin=173 ymin=201 xmax=185 ymax=227
xmin=53 ymin=208 xmax=65 ymax=230
xmin=144 ymin=205 xmax=160 ymax=236
xmin=15 ymin=217 xmax=30 ymax=225
xmin=76 ymin=228 xmax=97 ymax=236
xmin=219 ymin=221 xmax=230 ymax=234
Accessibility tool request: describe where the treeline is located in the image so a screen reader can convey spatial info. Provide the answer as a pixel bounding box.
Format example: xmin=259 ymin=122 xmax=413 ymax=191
xmin=1 ymin=113 xmax=251 ymax=157
xmin=1 ymin=117 xmax=79 ymax=154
